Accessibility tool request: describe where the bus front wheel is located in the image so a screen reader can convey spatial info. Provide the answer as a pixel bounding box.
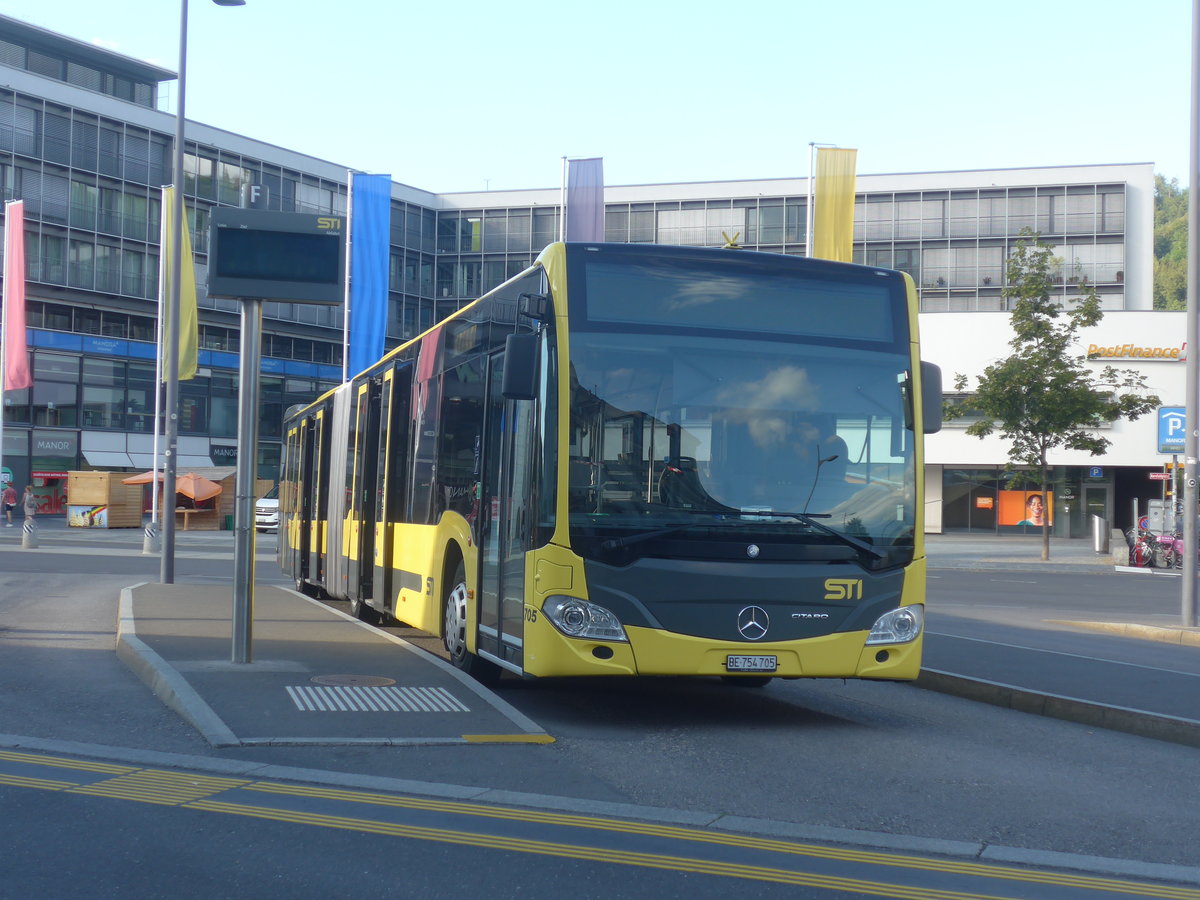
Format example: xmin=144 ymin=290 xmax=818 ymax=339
xmin=444 ymin=562 xmax=500 ymax=684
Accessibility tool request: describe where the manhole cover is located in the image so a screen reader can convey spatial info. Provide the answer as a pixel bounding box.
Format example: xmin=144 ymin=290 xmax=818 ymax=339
xmin=311 ymin=674 xmax=396 ymax=687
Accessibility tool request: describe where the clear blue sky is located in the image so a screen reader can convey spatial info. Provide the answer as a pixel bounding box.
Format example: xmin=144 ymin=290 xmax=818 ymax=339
xmin=4 ymin=0 xmax=1191 ymax=192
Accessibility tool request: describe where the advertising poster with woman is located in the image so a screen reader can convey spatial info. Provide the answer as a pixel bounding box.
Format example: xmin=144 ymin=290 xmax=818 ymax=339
xmin=999 ymin=490 xmax=1052 ymax=528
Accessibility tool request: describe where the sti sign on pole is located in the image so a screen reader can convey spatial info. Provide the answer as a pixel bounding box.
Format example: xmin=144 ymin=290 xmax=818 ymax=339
xmin=1158 ymin=406 xmax=1187 ymax=454
xmin=208 ymin=209 xmax=346 ymax=663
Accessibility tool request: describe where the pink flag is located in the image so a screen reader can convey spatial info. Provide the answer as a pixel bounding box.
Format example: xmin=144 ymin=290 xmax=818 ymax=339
xmin=3 ymin=199 xmax=31 ymax=391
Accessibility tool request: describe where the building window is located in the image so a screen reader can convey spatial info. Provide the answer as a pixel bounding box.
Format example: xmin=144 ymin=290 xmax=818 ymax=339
xmin=81 ymin=358 xmax=126 ymax=429
xmin=68 ymin=239 xmax=94 ymax=289
xmin=32 ymin=381 xmax=78 ymax=427
xmin=126 ymin=362 xmax=156 ymax=432
xmin=26 ymin=50 xmax=62 ymax=79
xmin=66 ymin=62 xmax=103 ymax=92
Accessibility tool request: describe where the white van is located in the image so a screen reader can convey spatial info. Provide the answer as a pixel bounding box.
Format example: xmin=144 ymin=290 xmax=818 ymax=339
xmin=255 ymin=485 xmax=279 ymax=532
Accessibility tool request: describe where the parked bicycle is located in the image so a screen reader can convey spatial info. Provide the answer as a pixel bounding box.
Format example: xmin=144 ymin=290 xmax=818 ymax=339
xmin=1125 ymin=527 xmax=1157 ymax=568
xmin=1153 ymin=531 xmax=1180 ymax=569
xmin=1126 ymin=527 xmax=1190 ymax=569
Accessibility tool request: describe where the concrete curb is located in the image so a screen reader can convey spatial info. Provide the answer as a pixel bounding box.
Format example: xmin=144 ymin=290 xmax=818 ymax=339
xmin=116 ymin=585 xmax=241 ymax=747
xmin=1046 ymin=619 xmax=1200 ymax=648
xmin=916 ymin=669 xmax=1200 ymax=749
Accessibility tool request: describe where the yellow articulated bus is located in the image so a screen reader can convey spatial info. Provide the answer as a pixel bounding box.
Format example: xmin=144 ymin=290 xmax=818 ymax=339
xmin=280 ymin=242 xmax=942 ymax=686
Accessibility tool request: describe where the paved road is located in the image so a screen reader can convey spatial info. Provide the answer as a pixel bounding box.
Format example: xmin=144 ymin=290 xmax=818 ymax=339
xmin=3 ymin=520 xmax=1200 ymax=894
xmin=921 ymin=533 xmax=1200 ymax=745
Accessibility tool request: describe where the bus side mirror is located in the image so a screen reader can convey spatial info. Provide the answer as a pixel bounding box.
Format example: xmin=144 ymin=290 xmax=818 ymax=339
xmin=921 ymin=361 xmax=942 ymax=434
xmin=502 ymin=332 xmax=539 ymax=401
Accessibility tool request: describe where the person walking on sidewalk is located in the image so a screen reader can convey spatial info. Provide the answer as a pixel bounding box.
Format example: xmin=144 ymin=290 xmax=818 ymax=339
xmin=21 ymin=485 xmax=36 ymax=523
xmin=2 ymin=483 xmax=15 ymax=526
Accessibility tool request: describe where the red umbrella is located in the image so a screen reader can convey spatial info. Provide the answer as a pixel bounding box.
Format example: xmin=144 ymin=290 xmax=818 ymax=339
xmin=122 ymin=470 xmax=222 ymax=503
xmin=174 ymin=473 xmax=223 ymax=503
xmin=121 ymin=470 xmax=160 ymax=485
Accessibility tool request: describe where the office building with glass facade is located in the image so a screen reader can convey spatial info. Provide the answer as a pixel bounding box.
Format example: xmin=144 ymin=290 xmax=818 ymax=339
xmin=0 ymin=14 xmax=1173 ymax=533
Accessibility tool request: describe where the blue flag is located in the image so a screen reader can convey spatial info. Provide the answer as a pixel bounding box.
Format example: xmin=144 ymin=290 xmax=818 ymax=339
xmin=348 ymin=173 xmax=391 ymax=377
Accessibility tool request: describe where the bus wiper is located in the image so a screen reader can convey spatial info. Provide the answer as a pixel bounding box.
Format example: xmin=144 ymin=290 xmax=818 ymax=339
xmin=736 ymin=510 xmax=884 ymax=560
xmin=601 ymin=524 xmax=698 ymax=552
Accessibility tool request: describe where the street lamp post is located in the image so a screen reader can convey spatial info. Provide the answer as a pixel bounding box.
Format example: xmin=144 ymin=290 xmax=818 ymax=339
xmin=161 ymin=0 xmax=244 ymax=584
xmin=1184 ymin=0 xmax=1199 ymax=626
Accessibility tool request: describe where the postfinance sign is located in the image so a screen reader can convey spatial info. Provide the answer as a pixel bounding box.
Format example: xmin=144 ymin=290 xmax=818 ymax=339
xmin=1086 ymin=342 xmax=1185 ymax=361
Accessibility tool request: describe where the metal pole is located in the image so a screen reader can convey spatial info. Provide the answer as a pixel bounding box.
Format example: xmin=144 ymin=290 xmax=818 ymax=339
xmin=160 ymin=0 xmax=188 ymax=584
xmin=806 ymin=142 xmax=815 ymax=258
xmin=1184 ymin=0 xmax=1200 ymax=626
xmin=559 ymin=156 xmax=567 ymax=242
xmin=232 ymin=297 xmax=262 ymax=663
xmin=145 ymin=190 xmax=169 ymax=555
xmin=805 ymin=142 xmax=836 ymax=258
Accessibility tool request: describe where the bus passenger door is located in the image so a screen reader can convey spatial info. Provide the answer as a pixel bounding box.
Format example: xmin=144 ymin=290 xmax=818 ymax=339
xmin=347 ymin=381 xmax=381 ymax=602
xmin=478 ymin=353 xmax=536 ymax=670
xmin=294 ymin=419 xmax=313 ymax=584
xmin=312 ymin=409 xmax=328 ymax=589
xmin=371 ymin=372 xmax=393 ymax=611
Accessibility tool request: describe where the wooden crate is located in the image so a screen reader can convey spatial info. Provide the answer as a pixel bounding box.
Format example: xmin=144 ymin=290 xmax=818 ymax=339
xmin=66 ymin=471 xmax=143 ymax=528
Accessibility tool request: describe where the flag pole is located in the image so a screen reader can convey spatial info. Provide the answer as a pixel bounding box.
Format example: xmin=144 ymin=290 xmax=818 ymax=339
xmin=559 ymin=156 xmax=567 ymax=242
xmin=145 ymin=187 xmax=170 ymax=554
xmin=806 ymin=142 xmax=837 ymax=258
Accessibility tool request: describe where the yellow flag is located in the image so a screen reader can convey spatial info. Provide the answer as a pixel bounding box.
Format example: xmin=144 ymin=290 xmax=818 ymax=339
xmin=812 ymin=148 xmax=857 ymax=263
xmin=160 ymin=185 xmax=198 ymax=381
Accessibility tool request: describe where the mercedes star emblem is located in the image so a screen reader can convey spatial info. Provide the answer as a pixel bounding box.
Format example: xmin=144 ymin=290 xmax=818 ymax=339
xmin=737 ymin=605 xmax=770 ymax=640
xmin=746 ymin=544 xmax=760 ymax=558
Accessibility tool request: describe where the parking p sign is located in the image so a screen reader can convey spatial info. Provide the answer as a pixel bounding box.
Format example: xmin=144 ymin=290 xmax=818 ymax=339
xmin=1158 ymin=406 xmax=1187 ymax=453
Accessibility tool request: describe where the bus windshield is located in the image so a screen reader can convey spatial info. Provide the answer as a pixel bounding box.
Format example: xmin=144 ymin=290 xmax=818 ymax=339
xmin=566 ymin=330 xmax=915 ymax=569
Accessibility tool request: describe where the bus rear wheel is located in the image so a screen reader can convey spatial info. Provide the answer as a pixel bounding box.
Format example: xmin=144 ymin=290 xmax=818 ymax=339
xmin=351 ymin=596 xmax=382 ymax=626
xmin=444 ymin=562 xmax=500 ymax=684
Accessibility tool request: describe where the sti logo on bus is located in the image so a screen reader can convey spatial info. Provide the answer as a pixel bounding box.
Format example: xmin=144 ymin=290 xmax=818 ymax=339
xmin=824 ymin=578 xmax=863 ymax=601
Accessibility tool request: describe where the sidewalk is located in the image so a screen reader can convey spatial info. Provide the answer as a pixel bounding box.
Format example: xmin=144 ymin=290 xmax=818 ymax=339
xmin=924 ymin=532 xmax=1119 ymax=574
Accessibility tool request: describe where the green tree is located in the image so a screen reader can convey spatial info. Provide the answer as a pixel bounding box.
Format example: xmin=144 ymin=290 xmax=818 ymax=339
xmin=952 ymin=230 xmax=1160 ymax=560
xmin=1154 ymin=174 xmax=1187 ymax=310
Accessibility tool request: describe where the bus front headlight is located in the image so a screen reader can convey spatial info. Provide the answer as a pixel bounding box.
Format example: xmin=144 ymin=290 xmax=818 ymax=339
xmin=543 ymin=596 xmax=629 ymax=642
xmin=865 ymin=605 xmax=924 ymax=645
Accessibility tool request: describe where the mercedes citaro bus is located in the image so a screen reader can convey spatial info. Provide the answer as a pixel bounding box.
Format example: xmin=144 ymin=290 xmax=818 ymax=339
xmin=280 ymin=242 xmax=941 ymax=685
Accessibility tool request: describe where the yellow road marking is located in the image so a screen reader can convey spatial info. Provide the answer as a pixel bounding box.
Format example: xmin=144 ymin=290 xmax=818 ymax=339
xmin=240 ymin=782 xmax=1199 ymax=897
xmin=1 ymin=750 xmax=1196 ymax=898
xmin=69 ymin=769 xmax=251 ymax=805
xmin=0 ymin=749 xmax=133 ymax=775
xmin=0 ymin=773 xmax=76 ymax=791
xmin=188 ymin=798 xmax=1004 ymax=899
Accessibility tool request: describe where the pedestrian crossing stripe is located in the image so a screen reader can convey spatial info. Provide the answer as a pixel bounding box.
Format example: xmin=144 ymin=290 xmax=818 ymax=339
xmin=286 ymin=684 xmax=469 ymax=712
